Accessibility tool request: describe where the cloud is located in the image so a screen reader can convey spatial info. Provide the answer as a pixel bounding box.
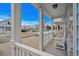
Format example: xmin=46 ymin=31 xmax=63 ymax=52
xmin=22 ymin=20 xmax=38 ymax=26
xmin=0 ymin=15 xmax=10 ymax=21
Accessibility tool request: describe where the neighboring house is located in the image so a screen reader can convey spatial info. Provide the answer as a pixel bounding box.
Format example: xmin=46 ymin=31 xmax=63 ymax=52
xmin=0 ymin=18 xmax=11 ymax=33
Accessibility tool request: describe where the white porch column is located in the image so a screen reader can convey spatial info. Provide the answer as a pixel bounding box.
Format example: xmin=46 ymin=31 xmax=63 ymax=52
xmin=64 ymin=16 xmax=68 ymax=55
xmin=11 ymin=3 xmax=21 ymax=56
xmin=73 ymin=3 xmax=77 ymax=56
xmin=73 ymin=3 xmax=79 ymax=56
xmin=39 ymin=6 xmax=44 ymax=51
xmin=64 ymin=4 xmax=70 ymax=56
xmin=67 ymin=4 xmax=71 ymax=56
xmin=51 ymin=19 xmax=53 ymax=40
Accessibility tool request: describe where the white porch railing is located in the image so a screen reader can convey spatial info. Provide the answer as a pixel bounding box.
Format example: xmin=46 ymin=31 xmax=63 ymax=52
xmin=14 ymin=42 xmax=53 ymax=56
xmin=37 ymin=31 xmax=53 ymax=47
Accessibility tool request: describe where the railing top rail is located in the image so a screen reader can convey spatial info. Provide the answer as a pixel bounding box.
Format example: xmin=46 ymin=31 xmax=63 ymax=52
xmin=37 ymin=31 xmax=52 ymax=34
xmin=15 ymin=42 xmax=53 ymax=56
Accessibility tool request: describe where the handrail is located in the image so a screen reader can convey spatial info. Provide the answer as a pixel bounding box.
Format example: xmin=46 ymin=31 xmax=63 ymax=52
xmin=15 ymin=42 xmax=53 ymax=56
xmin=37 ymin=31 xmax=52 ymax=34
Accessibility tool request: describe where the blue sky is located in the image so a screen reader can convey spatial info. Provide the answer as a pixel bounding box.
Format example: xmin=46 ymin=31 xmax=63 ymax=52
xmin=0 ymin=3 xmax=52 ymax=27
xmin=0 ymin=3 xmax=11 ymax=21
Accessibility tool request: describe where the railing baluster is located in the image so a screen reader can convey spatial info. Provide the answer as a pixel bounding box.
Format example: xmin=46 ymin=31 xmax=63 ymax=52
xmin=26 ymin=51 xmax=29 ymax=56
xmin=22 ymin=50 xmax=25 ymax=56
xmin=21 ymin=48 xmax=24 ymax=56
xmin=14 ymin=47 xmax=16 ymax=56
xmin=15 ymin=47 xmax=18 ymax=56
xmin=19 ymin=48 xmax=22 ymax=56
xmin=21 ymin=49 xmax=22 ymax=56
xmin=18 ymin=48 xmax=19 ymax=56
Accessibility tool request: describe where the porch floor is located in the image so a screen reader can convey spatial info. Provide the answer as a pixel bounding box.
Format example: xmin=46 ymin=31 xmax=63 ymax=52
xmin=0 ymin=39 xmax=66 ymax=56
xmin=44 ymin=39 xmax=66 ymax=56
xmin=0 ymin=32 xmax=66 ymax=56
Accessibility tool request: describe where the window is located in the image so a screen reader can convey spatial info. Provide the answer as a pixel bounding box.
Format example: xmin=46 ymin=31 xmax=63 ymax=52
xmin=5 ymin=27 xmax=11 ymax=31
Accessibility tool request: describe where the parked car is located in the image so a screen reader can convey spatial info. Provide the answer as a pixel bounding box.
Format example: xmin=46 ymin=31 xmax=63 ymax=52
xmin=21 ymin=29 xmax=26 ymax=32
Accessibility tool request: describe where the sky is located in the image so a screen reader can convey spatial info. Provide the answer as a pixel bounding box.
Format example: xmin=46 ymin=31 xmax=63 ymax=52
xmin=0 ymin=3 xmax=52 ymax=27
xmin=0 ymin=3 xmax=11 ymax=21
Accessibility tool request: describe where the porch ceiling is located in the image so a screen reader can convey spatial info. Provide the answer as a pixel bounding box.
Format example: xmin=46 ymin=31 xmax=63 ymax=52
xmin=33 ymin=3 xmax=73 ymax=19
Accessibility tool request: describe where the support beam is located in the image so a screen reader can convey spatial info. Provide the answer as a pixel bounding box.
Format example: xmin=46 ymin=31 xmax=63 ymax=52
xmin=39 ymin=7 xmax=44 ymax=51
xmin=11 ymin=3 xmax=21 ymax=56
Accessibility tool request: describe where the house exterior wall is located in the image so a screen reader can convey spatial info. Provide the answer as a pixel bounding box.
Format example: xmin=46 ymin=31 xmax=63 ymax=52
xmin=0 ymin=19 xmax=11 ymax=33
